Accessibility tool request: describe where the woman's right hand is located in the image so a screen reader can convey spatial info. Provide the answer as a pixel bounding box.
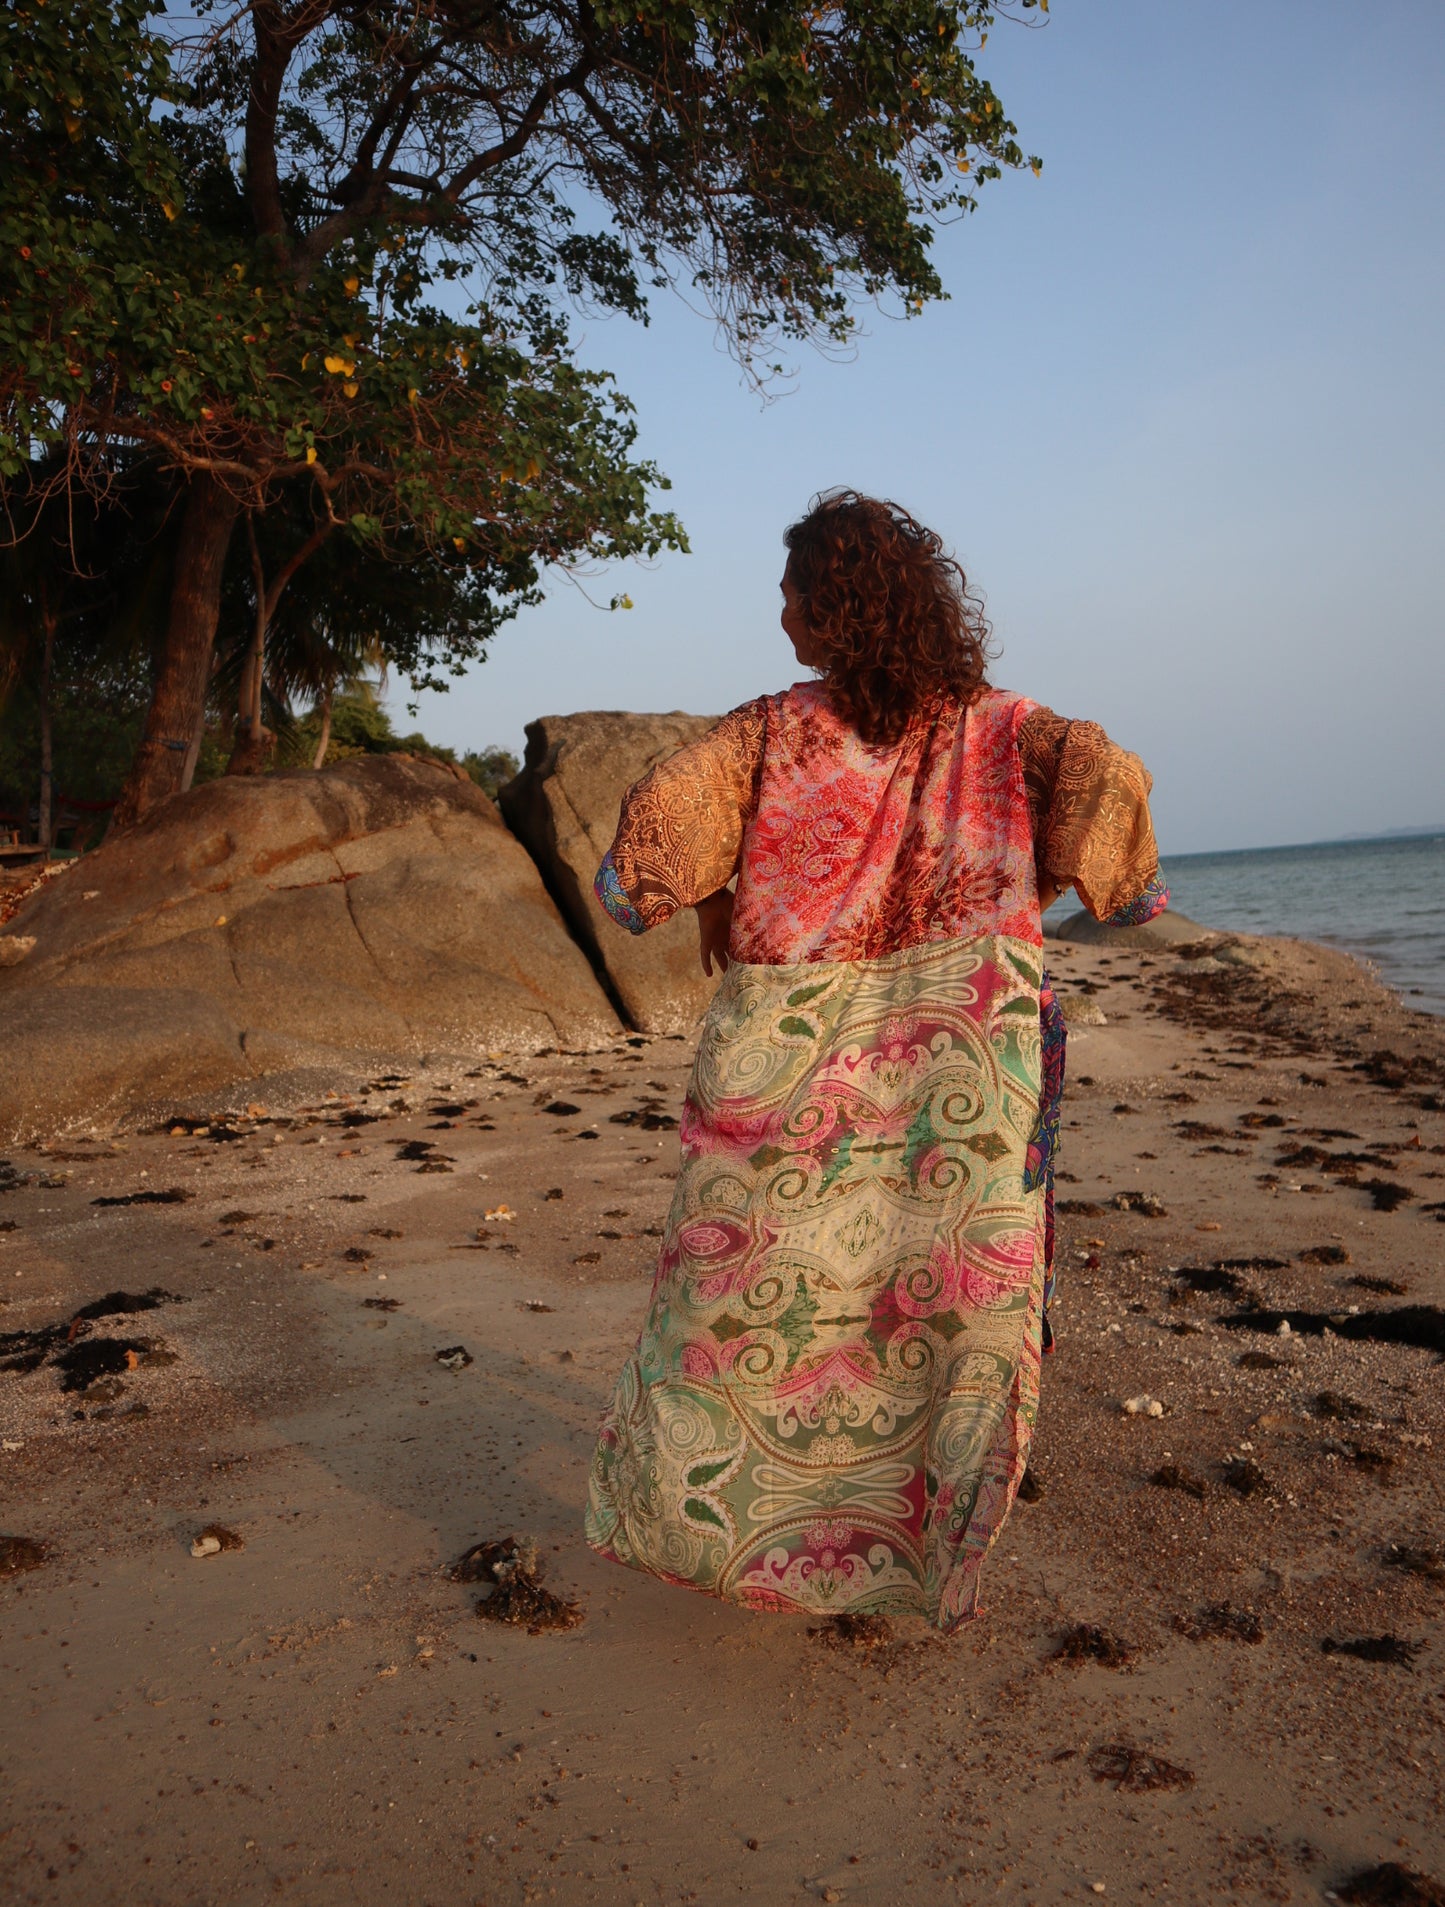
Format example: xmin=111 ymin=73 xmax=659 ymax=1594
xmin=696 ymin=887 xmax=735 ymax=977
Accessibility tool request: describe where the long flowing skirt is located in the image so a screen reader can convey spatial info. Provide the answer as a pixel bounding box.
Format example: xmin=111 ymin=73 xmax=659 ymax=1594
xmin=585 ymin=932 xmax=1045 ymax=1631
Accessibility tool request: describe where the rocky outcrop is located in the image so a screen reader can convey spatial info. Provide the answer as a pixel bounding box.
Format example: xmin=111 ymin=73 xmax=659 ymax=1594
xmin=1048 ymin=907 xmax=1214 ymax=950
xmin=499 ymin=711 xmax=722 ymax=1036
xmin=0 ymin=754 xmax=621 ymax=1140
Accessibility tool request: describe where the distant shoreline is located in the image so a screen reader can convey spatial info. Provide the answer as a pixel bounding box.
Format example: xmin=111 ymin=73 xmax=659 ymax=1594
xmin=1163 ymin=826 xmax=1443 ymax=864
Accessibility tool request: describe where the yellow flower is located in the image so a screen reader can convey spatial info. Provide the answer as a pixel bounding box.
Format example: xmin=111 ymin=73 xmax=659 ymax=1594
xmin=452 ymin=536 xmax=465 ymax=552
xmin=305 ymin=447 xmax=317 ymax=465
xmin=161 ymin=201 xmax=176 ymax=221
xmin=343 ymin=381 xmax=358 ymax=397
xmin=344 ymin=275 xmax=360 ymax=295
xmin=323 ymin=355 xmax=354 ymax=376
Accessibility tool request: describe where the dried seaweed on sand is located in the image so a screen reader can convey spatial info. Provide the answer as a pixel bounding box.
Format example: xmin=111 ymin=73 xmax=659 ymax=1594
xmin=1174 ymin=1602 xmax=1264 ymax=1644
xmin=1053 ymin=1624 xmax=1132 ymax=1668
xmin=1087 ymin=1745 xmax=1195 ymax=1792
xmin=453 ymin=1536 xmax=582 ymax=1634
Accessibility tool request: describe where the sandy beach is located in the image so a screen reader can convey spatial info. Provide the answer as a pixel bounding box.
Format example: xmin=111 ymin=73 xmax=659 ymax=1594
xmin=1 ymin=928 xmax=1442 ymax=1906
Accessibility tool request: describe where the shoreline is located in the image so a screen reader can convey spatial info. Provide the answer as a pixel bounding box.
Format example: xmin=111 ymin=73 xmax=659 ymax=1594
xmin=1156 ymin=832 xmax=1445 ymax=1021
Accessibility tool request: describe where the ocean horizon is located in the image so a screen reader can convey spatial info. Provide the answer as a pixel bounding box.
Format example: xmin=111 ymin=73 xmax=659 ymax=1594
xmin=1158 ymin=830 xmax=1445 ymax=1018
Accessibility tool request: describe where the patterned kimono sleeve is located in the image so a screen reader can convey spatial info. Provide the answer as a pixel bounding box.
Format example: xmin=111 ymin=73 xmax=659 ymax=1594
xmin=594 ymin=700 xmax=768 ymax=935
xmin=1017 ymin=706 xmax=1167 ymax=921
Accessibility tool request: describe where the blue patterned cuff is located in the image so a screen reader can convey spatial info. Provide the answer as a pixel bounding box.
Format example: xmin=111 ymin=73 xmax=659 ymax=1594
xmin=594 ymin=851 xmax=648 ymax=935
xmin=1105 ymin=873 xmax=1170 ymax=928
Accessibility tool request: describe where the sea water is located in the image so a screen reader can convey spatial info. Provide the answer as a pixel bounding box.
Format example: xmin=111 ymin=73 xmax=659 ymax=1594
xmin=1159 ymin=833 xmax=1445 ymax=1018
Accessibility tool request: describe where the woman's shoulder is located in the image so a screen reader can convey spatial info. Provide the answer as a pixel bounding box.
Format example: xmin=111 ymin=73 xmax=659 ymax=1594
xmin=971 ymin=685 xmax=1042 ymax=738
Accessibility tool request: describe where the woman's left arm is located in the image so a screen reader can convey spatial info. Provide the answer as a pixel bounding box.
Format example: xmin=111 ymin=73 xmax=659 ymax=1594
xmin=1019 ymin=707 xmax=1168 ymax=923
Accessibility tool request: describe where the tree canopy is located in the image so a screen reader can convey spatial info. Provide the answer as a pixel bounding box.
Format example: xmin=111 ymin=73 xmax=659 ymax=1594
xmin=0 ymin=0 xmax=1040 ymax=825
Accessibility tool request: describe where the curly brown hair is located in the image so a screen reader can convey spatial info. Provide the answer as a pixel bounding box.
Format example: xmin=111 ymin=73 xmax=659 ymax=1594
xmin=783 ymin=490 xmax=992 ymax=747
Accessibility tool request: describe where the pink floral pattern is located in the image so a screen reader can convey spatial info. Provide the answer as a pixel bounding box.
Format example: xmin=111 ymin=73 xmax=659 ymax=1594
xmin=729 ymin=685 xmax=1041 ymax=963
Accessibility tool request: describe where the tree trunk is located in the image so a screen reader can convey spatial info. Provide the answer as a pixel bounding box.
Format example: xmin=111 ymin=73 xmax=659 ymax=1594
xmin=227 ymin=514 xmax=332 ymax=776
xmin=112 ymin=474 xmax=240 ymax=831
xmin=180 ymin=654 xmax=214 ymax=793
xmin=312 ymin=683 xmax=333 ymax=769
xmin=37 ymin=592 xmax=55 ymax=853
xmin=227 ymin=637 xmax=275 ymax=775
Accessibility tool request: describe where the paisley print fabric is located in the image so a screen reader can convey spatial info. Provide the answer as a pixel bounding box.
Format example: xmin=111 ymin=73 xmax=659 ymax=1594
xmin=584 ymin=933 xmax=1046 ymax=1631
xmin=588 ymin=677 xmax=1163 ymax=1630
xmin=606 ymin=700 xmax=766 ymax=930
xmin=1101 ymin=870 xmax=1171 ymax=928
xmin=595 ymin=850 xmax=647 ymax=934
xmin=1016 ymin=707 xmax=1161 ymax=920
xmin=1027 ymin=978 xmax=1066 ymax=1357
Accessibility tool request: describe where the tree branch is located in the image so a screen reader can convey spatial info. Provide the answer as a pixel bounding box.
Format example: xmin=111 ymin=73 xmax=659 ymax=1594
xmin=245 ymin=0 xmax=306 ymax=264
xmin=440 ymin=53 xmax=599 ymax=205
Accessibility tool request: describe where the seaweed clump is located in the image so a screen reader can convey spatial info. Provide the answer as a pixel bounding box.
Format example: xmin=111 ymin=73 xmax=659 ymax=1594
xmin=0 ymin=1535 xmax=48 ymax=1575
xmin=1053 ymin=1623 xmax=1132 ymax=1668
xmin=1174 ymin=1601 xmax=1264 ymax=1644
xmin=1222 ymin=1457 xmax=1270 ymax=1497
xmin=1384 ymin=1543 xmax=1445 ymax=1581
xmin=453 ymin=1536 xmax=582 ymax=1634
xmin=810 ymin=1612 xmax=894 ymax=1649
xmin=1150 ymin=1463 xmax=1207 ymax=1500
xmin=1338 ymin=1863 xmax=1445 ymax=1905
xmin=1321 ymin=1634 xmax=1423 ymax=1668
xmin=1087 ymin=1744 xmax=1194 ymax=1792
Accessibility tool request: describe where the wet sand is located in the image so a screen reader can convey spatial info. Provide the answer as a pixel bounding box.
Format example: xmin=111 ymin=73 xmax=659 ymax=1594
xmin=1 ymin=930 xmax=1443 ymax=1906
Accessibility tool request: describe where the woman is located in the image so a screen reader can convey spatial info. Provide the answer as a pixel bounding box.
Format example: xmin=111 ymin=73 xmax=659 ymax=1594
xmin=585 ymin=492 xmax=1167 ymax=1632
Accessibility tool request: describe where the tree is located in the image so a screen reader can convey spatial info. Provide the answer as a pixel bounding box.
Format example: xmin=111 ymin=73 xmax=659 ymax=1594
xmin=213 ymin=473 xmax=549 ymax=775
xmin=2 ymin=1 xmax=1038 ymax=827
xmin=0 ymin=459 xmax=174 ymax=843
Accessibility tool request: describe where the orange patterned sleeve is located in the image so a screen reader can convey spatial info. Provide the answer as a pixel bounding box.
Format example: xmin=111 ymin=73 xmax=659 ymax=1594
xmin=1017 ymin=705 xmax=1161 ymax=920
xmin=599 ymin=700 xmax=768 ymax=932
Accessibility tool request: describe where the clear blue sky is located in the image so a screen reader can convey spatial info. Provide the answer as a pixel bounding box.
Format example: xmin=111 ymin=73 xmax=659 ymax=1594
xmin=395 ymin=0 xmax=1445 ymax=856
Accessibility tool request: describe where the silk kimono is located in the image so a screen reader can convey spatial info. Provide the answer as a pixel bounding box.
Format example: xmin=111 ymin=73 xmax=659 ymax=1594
xmin=584 ymin=683 xmax=1164 ymax=1630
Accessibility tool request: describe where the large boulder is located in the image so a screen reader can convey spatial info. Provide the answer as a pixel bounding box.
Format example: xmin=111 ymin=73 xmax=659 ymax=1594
xmin=0 ymin=754 xmax=621 ymax=1140
xmin=499 ymin=712 xmax=723 ymax=1036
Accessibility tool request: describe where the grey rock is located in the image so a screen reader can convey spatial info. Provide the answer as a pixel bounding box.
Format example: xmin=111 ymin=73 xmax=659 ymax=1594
xmin=0 ymin=754 xmax=620 ymax=1140
xmin=1048 ymin=907 xmax=1216 ymax=950
xmin=1059 ymin=992 xmax=1107 ymax=1025
xmin=1215 ymin=941 xmax=1276 ymax=969
xmin=500 ymin=711 xmax=723 ymax=1036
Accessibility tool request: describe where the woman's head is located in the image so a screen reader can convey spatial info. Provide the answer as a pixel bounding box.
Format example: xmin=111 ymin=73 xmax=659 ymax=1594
xmin=781 ymin=491 xmax=992 ymax=746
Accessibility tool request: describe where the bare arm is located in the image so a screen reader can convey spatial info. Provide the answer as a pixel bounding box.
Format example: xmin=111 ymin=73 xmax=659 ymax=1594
xmin=695 ymin=887 xmax=735 ymax=977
